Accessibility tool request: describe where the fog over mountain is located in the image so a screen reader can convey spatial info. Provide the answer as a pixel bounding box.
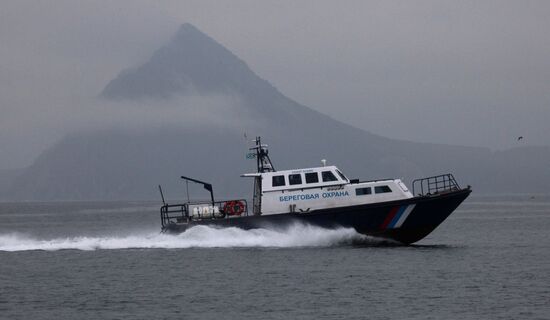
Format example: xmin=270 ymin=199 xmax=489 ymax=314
xmin=4 ymin=24 xmax=550 ymax=200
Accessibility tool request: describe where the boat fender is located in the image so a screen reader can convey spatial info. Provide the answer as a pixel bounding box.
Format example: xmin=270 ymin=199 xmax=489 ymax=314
xmin=200 ymin=206 xmax=214 ymax=218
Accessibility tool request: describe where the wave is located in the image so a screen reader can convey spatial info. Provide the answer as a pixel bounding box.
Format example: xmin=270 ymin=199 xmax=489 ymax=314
xmin=0 ymin=224 xmax=386 ymax=252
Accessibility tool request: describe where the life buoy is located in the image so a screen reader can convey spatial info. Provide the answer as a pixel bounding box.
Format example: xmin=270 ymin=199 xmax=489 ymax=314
xmin=223 ymin=201 xmax=245 ymax=216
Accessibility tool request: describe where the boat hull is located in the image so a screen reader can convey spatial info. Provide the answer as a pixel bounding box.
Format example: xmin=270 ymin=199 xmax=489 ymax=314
xmin=162 ymin=188 xmax=471 ymax=244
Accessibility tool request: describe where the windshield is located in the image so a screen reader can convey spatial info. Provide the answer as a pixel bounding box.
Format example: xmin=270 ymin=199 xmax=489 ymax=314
xmin=335 ymin=169 xmax=348 ymax=181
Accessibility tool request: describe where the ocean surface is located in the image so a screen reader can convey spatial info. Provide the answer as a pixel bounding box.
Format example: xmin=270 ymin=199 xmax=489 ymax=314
xmin=1 ymin=195 xmax=549 ymax=319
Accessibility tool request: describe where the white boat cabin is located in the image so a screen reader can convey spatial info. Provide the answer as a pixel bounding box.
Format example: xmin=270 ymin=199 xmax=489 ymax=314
xmin=243 ymin=165 xmax=413 ymax=215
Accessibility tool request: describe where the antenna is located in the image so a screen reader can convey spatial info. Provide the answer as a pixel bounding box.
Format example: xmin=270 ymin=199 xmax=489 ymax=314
xmin=158 ymin=185 xmax=166 ymax=205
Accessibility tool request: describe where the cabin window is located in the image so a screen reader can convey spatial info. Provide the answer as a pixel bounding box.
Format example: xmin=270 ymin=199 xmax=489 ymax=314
xmin=355 ymin=187 xmax=371 ymax=196
xmin=374 ymin=185 xmax=392 ymax=194
xmin=305 ymin=172 xmax=319 ymax=184
xmin=288 ymin=174 xmax=302 ymax=185
xmin=272 ymin=175 xmax=286 ymax=187
xmin=322 ymin=171 xmax=338 ymax=182
xmin=336 ymin=169 xmax=347 ymax=181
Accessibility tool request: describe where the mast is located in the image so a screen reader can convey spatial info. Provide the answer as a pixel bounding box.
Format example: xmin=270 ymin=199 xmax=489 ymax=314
xmin=250 ymin=136 xmax=275 ymax=173
xmin=249 ymin=136 xmax=274 ymax=215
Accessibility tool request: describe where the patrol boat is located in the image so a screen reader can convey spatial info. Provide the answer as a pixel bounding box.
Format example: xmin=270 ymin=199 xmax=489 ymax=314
xmin=159 ymin=137 xmax=471 ymax=244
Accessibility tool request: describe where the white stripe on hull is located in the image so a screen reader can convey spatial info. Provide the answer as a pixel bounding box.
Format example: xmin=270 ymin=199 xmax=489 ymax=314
xmin=394 ymin=204 xmax=416 ymax=228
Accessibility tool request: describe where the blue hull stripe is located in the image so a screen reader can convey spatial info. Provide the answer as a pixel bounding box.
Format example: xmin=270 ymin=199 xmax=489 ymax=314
xmin=388 ymin=205 xmax=407 ymax=228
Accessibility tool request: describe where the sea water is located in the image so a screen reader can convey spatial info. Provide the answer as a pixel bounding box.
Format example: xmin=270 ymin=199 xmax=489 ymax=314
xmin=0 ymin=195 xmax=549 ymax=319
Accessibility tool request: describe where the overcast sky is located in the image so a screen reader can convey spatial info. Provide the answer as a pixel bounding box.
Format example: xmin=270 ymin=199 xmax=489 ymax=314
xmin=1 ymin=1 xmax=549 ymax=169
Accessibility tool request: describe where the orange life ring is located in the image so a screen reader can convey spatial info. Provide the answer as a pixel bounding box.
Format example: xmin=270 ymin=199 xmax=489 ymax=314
xmin=223 ymin=201 xmax=245 ymax=216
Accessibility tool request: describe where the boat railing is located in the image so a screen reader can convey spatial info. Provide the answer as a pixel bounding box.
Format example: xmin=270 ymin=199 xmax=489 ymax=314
xmin=161 ymin=199 xmax=249 ymax=228
xmin=412 ymin=174 xmax=460 ymax=196
xmin=160 ymin=204 xmax=188 ymax=228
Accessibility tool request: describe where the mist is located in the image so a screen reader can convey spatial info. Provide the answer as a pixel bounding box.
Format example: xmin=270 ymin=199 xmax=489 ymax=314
xmin=1 ymin=1 xmax=550 ymax=170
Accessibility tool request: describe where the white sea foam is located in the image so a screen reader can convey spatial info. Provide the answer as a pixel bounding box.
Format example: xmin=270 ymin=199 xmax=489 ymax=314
xmin=0 ymin=225 xmax=379 ymax=252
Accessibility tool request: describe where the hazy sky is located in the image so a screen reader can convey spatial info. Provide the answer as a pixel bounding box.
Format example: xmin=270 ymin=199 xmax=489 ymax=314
xmin=1 ymin=1 xmax=549 ymax=169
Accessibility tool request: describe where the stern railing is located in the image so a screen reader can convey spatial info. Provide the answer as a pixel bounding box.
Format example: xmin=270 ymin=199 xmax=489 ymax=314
xmin=160 ymin=204 xmax=188 ymax=228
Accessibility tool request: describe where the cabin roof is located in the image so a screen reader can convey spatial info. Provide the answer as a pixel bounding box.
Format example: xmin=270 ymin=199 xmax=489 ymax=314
xmin=242 ymin=165 xmax=342 ymax=177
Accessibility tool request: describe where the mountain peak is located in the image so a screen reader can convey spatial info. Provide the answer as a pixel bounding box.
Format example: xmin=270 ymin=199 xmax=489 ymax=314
xmin=101 ymin=23 xmax=272 ymax=100
xmin=172 ymin=23 xmax=214 ymax=45
xmin=176 ymin=23 xmax=202 ymax=36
